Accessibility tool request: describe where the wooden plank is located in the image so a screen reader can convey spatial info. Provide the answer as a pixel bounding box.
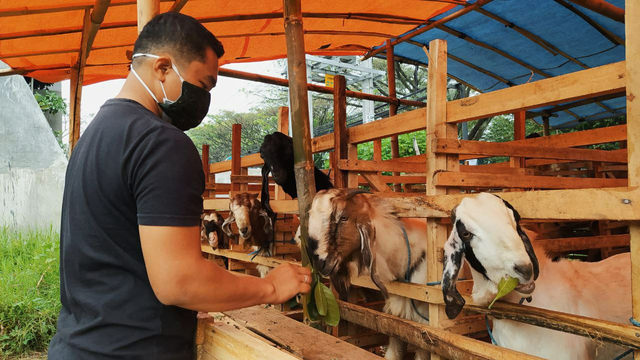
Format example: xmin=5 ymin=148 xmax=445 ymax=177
xmin=509 ymin=125 xmax=627 ymax=148
xmin=338 ymin=159 xmax=425 ymax=173
xmin=526 ymin=149 xmax=627 ymax=166
xmin=360 ymin=172 xmax=392 ymax=192
xmin=338 ymin=301 xmax=543 ymax=360
xmin=202 ymin=316 xmax=299 ymax=360
xmin=461 ymin=164 xmax=531 ymax=175
xmin=204 ymin=246 xmax=640 ymax=350
xmin=625 ymin=1 xmax=640 ymax=358
xmin=436 ymin=138 xmax=628 ymax=163
xmin=205 ymin=187 xmax=640 ymax=220
xmin=435 ymin=171 xmax=627 ymax=189
xmin=447 ymin=61 xmax=626 ymax=123
xmin=538 ymin=234 xmax=630 ymax=253
xmin=230 ymin=175 xmax=272 ymax=184
xmin=211 ymin=153 xmax=263 ymax=173
xmin=223 ymin=306 xmax=382 ymax=360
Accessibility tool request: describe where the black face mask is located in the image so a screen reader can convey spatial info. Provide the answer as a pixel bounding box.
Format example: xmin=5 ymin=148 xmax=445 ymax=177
xmin=131 ymin=53 xmax=211 ymax=131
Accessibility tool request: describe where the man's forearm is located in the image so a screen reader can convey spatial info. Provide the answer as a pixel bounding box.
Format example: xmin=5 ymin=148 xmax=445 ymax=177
xmin=169 ymin=258 xmax=276 ymax=312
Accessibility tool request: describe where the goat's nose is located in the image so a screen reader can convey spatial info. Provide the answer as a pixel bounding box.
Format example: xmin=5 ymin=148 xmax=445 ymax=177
xmin=240 ymin=227 xmax=249 ymax=234
xmin=514 ymin=263 xmax=533 ymax=281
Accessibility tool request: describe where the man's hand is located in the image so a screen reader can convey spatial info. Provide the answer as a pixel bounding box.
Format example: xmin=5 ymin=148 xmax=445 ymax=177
xmin=263 ymin=263 xmax=312 ymax=304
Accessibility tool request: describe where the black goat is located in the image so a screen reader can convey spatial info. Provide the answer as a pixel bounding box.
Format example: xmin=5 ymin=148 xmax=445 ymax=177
xmin=259 ymin=131 xmax=333 ymax=216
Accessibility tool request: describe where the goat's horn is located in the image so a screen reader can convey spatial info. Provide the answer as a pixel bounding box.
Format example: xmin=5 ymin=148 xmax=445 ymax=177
xmin=344 ymin=188 xmax=371 ymax=199
xmin=222 ymin=214 xmax=238 ymax=243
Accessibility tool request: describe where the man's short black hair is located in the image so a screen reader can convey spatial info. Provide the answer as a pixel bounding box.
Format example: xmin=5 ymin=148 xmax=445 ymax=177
xmin=133 ymin=12 xmax=224 ymax=66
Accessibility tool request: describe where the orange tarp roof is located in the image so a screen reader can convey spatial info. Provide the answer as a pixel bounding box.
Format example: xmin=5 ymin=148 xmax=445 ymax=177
xmin=0 ymin=0 xmax=456 ymax=85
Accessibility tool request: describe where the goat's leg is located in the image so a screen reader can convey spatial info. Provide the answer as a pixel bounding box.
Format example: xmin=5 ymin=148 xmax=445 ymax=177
xmin=414 ymin=349 xmax=430 ymax=360
xmin=384 ymin=337 xmax=407 ymax=360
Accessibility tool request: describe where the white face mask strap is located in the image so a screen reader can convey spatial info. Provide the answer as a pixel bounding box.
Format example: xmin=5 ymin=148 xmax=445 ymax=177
xmin=132 ymin=53 xmax=182 ymax=103
xmin=130 ymin=66 xmax=159 ymax=103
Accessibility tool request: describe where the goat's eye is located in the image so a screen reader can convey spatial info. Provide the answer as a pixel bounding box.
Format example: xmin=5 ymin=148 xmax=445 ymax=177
xmin=460 ymin=231 xmax=473 ymax=240
xmin=340 ymin=215 xmax=348 ymax=222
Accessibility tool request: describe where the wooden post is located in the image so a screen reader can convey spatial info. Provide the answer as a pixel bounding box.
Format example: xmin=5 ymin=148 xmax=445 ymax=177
xmin=513 ymin=110 xmax=526 ymax=168
xmin=275 ymin=106 xmax=291 ymax=201
xmin=68 ymin=9 xmax=91 ymax=154
xmin=425 ymin=39 xmax=458 ymax=360
xmin=202 ymin=144 xmax=210 ymax=197
xmin=333 ymin=75 xmax=351 ymax=189
xmin=542 ymin=116 xmax=551 ymax=136
xmin=387 ymin=40 xmax=401 ymax=191
xmin=231 ymin=124 xmax=242 ymax=193
xmin=137 ymin=0 xmax=159 ymax=33
xmin=283 ymin=0 xmax=317 ymax=323
xmin=625 ymin=0 xmax=640 ymax=358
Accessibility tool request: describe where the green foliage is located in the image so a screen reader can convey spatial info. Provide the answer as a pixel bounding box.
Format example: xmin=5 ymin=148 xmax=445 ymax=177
xmin=34 ymin=90 xmax=66 ymax=116
xmin=0 ymin=227 xmax=60 ymax=357
xmin=488 ymin=276 xmax=519 ymax=309
xmin=187 ymin=107 xmax=279 ymax=163
xmin=307 ymin=271 xmax=340 ymax=327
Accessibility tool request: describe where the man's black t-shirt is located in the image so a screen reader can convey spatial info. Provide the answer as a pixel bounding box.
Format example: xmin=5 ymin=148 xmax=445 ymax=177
xmin=48 ymin=99 xmax=205 ymax=359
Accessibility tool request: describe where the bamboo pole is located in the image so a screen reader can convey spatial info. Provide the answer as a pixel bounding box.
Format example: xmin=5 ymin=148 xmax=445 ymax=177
xmin=542 ymin=116 xmax=551 ymax=136
xmin=137 ymin=0 xmax=159 ymax=33
xmin=231 ymin=124 xmax=242 ymax=193
xmin=386 ymin=40 xmax=402 ymax=192
xmin=84 ymin=0 xmax=111 ymax=58
xmin=567 ymin=0 xmax=625 ymax=23
xmin=362 ymin=0 xmax=493 ymax=60
xmin=625 ymin=0 xmax=640 ymax=358
xmin=283 ymin=0 xmax=316 ymax=323
xmin=169 ymin=0 xmax=188 ymax=12
xmin=333 ymin=75 xmax=349 ymax=189
xmin=555 ymin=0 xmax=625 ymax=46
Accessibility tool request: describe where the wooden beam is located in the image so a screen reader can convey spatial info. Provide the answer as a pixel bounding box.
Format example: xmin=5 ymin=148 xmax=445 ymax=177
xmin=447 ymin=61 xmax=626 ymax=123
xmin=362 ymin=0 xmax=493 ymax=60
xmin=338 ymin=301 xmax=543 ymax=360
xmin=334 ymin=75 xmax=349 ymax=188
xmin=69 ymin=9 xmax=92 ymax=154
xmin=218 ymin=67 xmax=424 ymax=108
xmin=169 ymin=0 xmax=188 ymax=12
xmin=223 ymin=306 xmax=382 ymax=360
xmin=231 ymin=124 xmax=242 ymax=192
xmin=435 ymin=138 xmax=628 ymax=163
xmin=625 ymin=0 xmax=640 ymax=358
xmin=338 ymin=159 xmax=425 ymax=173
xmin=360 ymin=173 xmax=392 ymax=192
xmin=0 ymin=68 xmax=25 ymax=76
xmin=386 ymin=40 xmax=401 ymax=191
xmin=85 ymin=0 xmax=111 ymax=58
xmin=137 ymin=0 xmax=159 ymax=33
xmin=538 ymin=234 xmax=630 ymax=253
xmin=555 ymin=0 xmax=625 ymax=46
xmin=566 ymin=0 xmax=625 ymax=23
xmin=435 ymin=171 xmax=627 ymax=189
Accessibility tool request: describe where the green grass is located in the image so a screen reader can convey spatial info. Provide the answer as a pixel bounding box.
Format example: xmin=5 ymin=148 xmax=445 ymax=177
xmin=0 ymin=227 xmax=60 ymax=357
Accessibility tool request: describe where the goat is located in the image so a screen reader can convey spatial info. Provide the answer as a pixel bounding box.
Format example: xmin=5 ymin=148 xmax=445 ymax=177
xmin=222 ymin=192 xmax=274 ymax=278
xmin=442 ymin=193 xmax=631 ymax=360
xmin=306 ymin=188 xmax=430 ymax=360
xmin=201 ymin=213 xmax=225 ymax=249
xmin=259 ymin=131 xmax=333 ymax=217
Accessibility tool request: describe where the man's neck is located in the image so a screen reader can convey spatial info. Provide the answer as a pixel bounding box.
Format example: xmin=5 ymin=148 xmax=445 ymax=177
xmin=115 ymin=73 xmax=162 ymax=117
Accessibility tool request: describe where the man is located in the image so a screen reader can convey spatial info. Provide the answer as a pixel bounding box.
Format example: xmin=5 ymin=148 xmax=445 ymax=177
xmin=48 ymin=13 xmax=311 ymax=359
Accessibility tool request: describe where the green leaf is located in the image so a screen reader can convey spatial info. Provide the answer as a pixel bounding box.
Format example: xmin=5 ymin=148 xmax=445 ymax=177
xmin=314 ymin=281 xmax=328 ymax=316
xmin=488 ymin=276 xmax=519 ymax=309
xmin=306 ymin=283 xmax=320 ymax=321
xmin=317 ymin=282 xmax=340 ymax=326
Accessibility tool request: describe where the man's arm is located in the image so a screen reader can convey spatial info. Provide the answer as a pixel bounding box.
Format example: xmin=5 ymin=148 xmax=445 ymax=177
xmin=139 ymin=225 xmax=311 ymax=312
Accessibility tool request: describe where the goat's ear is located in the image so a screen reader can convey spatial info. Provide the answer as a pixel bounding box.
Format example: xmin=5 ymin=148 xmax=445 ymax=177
xmin=359 ymin=223 xmax=388 ymax=298
xmin=442 ymin=225 xmax=466 ymax=319
xmin=498 ymin=197 xmax=540 ymax=280
xmin=258 ymin=209 xmax=273 ymax=235
xmin=345 ymin=188 xmax=371 ymax=200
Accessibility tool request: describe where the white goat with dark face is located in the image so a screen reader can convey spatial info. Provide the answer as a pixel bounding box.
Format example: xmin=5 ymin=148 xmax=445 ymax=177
xmin=307 ymin=188 xmax=430 ymax=360
xmin=442 ymin=193 xmax=631 ymax=360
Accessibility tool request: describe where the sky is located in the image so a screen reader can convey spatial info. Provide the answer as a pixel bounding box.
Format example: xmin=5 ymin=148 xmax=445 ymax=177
xmin=60 ymin=60 xmax=284 ymax=142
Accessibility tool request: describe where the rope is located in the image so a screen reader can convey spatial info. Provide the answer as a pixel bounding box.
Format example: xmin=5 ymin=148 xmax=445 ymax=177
xmin=485 ymin=315 xmax=499 ymax=346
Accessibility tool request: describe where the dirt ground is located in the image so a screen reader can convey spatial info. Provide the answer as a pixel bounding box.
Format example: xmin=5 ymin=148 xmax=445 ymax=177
xmin=5 ymin=353 xmax=47 ymax=360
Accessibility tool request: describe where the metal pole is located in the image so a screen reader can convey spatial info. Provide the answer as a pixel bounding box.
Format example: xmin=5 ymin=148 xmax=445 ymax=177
xmin=283 ymin=0 xmax=317 ymax=322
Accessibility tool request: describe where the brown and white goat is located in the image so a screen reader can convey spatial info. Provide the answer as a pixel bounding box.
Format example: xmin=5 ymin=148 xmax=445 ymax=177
xmin=307 ymin=188 xmax=429 ymax=360
xmin=222 ymin=192 xmax=274 ymax=277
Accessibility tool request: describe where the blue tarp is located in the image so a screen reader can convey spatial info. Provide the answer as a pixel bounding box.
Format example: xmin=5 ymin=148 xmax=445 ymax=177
xmin=375 ymin=0 xmax=626 ymax=129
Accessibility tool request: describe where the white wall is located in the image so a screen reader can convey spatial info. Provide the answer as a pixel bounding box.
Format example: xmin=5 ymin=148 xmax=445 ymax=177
xmin=0 ymin=61 xmax=67 ymax=230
